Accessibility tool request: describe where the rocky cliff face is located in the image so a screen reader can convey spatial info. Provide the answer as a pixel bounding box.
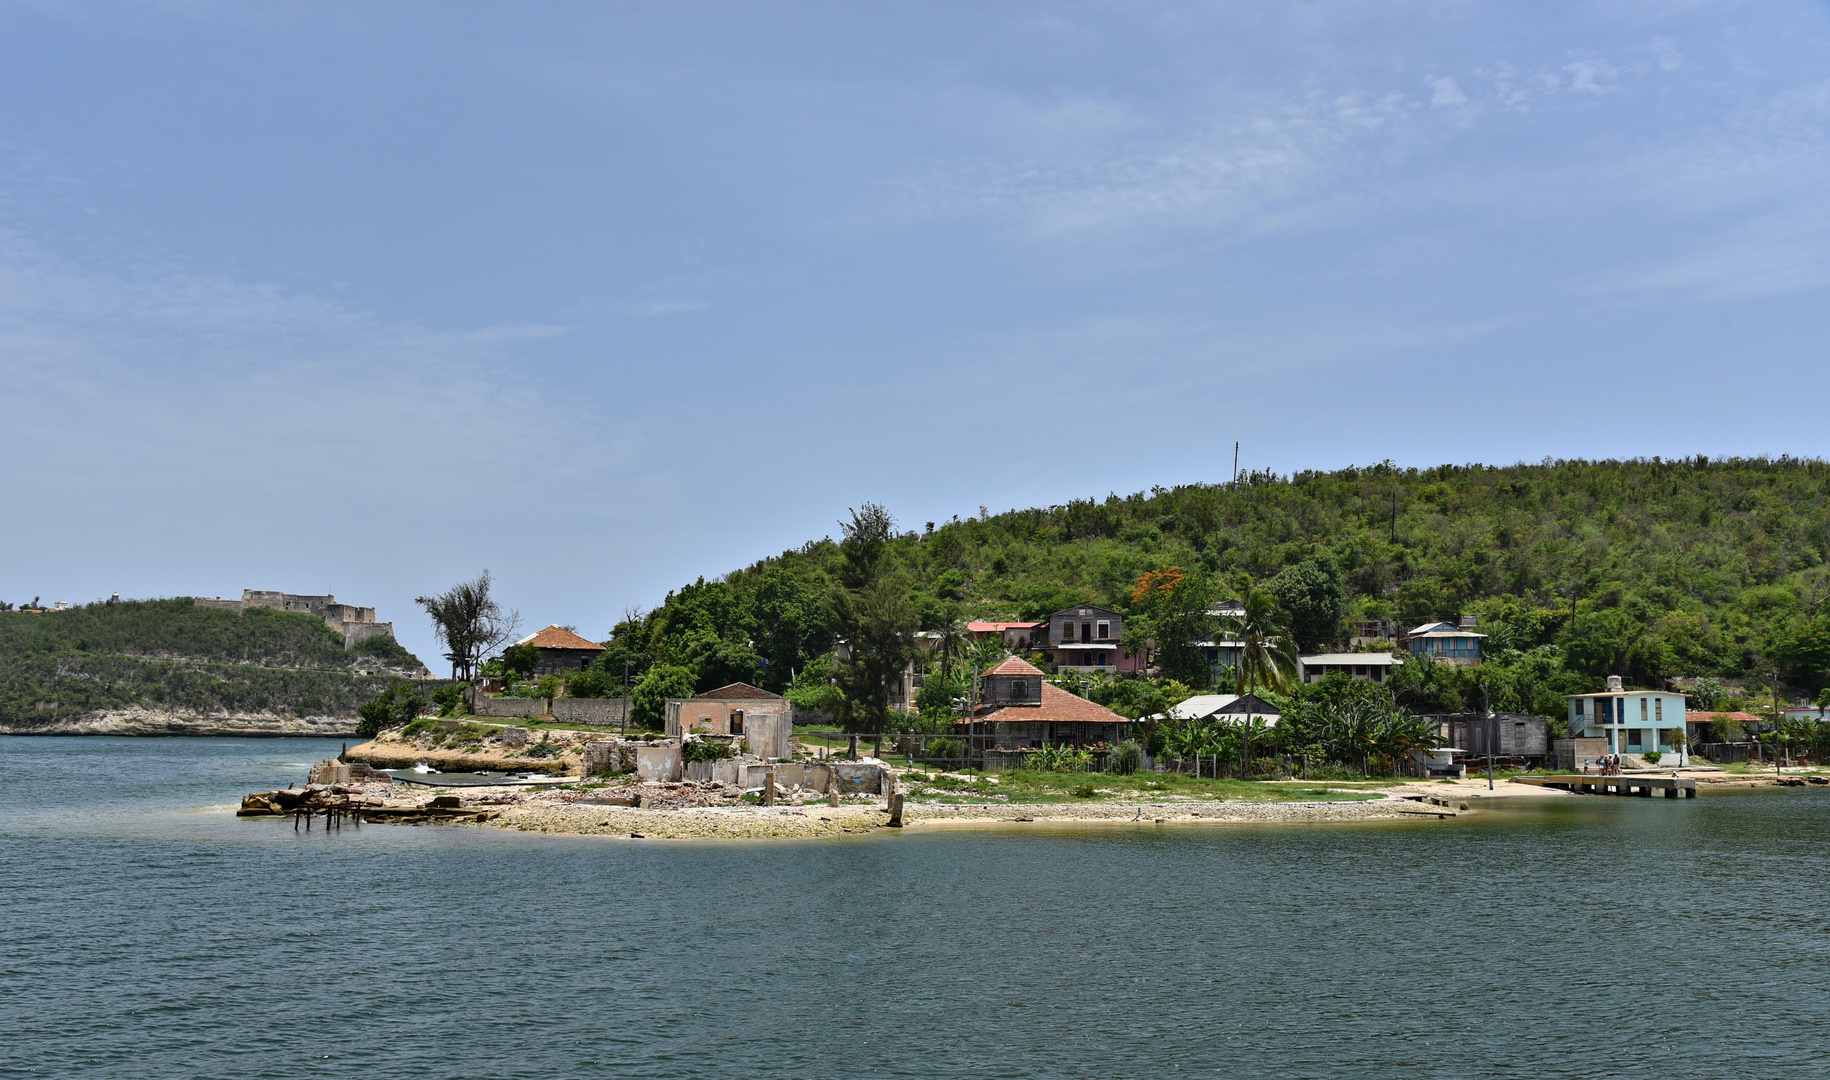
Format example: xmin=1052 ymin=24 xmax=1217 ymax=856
xmin=0 ymin=707 xmax=360 ymax=737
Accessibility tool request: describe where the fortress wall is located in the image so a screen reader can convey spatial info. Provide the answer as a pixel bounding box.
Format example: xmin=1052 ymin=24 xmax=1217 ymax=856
xmin=343 ymin=622 xmax=395 ymax=645
xmin=195 ymin=590 xmax=394 ymax=646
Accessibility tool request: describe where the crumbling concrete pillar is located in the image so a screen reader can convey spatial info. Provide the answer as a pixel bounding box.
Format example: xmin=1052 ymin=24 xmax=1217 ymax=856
xmin=888 ymin=792 xmax=903 ymax=828
xmin=763 ymin=769 xmax=775 ymax=806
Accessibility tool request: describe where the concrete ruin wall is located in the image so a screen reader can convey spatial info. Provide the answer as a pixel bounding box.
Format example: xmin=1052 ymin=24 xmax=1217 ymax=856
xmin=634 ymin=743 xmax=683 ymax=782
xmin=580 ymin=739 xmax=618 ymax=775
xmin=665 ymin=697 xmax=792 ymax=758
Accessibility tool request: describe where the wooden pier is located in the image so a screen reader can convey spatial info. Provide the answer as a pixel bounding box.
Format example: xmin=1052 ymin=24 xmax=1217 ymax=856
xmin=1511 ymin=774 xmax=1697 ymax=798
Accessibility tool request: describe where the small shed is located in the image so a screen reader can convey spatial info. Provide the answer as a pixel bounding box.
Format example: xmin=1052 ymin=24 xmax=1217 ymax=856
xmin=1428 ymin=712 xmax=1550 ymax=762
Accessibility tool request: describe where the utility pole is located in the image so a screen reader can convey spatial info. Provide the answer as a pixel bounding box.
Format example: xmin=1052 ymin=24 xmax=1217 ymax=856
xmin=1484 ymin=683 xmax=1495 ymax=791
xmin=621 ymin=658 xmax=629 ymax=738
xmin=1233 ymin=442 xmax=1240 ymax=485
xmin=1774 ymin=677 xmax=1783 ymax=775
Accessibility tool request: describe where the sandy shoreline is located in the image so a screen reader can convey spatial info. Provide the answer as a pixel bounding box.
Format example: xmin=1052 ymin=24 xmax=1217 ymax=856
xmin=479 ymin=792 xmax=1465 ymax=840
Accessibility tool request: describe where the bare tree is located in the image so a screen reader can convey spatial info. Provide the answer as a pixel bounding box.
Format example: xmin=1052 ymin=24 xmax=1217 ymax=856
xmin=415 ymin=570 xmax=521 ymax=680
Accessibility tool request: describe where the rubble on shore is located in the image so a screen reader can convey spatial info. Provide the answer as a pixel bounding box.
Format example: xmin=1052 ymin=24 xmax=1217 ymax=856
xmin=237 ymin=779 xmax=503 ymax=825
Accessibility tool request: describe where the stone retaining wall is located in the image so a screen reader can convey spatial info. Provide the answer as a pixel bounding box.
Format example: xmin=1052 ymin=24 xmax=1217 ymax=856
xmin=470 ymin=696 xmax=547 ymax=718
xmin=551 ymin=697 xmax=629 ymax=725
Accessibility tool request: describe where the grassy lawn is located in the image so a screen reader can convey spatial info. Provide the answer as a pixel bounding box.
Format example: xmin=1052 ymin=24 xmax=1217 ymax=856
xmin=1716 ymin=760 xmax=1829 ymax=774
xmin=901 ymin=769 xmax=1384 ymax=804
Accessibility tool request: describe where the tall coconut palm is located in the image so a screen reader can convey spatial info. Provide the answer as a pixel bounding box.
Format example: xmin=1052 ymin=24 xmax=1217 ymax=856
xmin=1227 ymin=589 xmax=1299 ymax=777
xmin=933 ymin=616 xmax=973 ymax=680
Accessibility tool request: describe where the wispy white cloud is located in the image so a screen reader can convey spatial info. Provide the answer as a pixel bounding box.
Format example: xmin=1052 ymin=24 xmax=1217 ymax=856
xmin=1429 ymin=76 xmax=1468 ymax=108
xmin=618 ymin=299 xmax=706 ymax=317
xmin=1563 ymin=57 xmax=1620 ymax=95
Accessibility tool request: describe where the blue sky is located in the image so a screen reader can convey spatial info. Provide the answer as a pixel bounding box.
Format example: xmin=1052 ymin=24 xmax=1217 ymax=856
xmin=3 ymin=1 xmax=1828 ymax=663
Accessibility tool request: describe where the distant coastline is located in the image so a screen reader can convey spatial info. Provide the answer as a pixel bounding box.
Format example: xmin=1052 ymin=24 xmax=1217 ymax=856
xmin=1 ymin=708 xmax=359 ymax=738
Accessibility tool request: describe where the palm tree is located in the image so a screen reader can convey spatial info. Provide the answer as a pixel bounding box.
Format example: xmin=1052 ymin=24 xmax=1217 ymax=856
xmin=933 ymin=616 xmax=973 ymax=680
xmin=1227 ymin=589 xmax=1299 ymax=777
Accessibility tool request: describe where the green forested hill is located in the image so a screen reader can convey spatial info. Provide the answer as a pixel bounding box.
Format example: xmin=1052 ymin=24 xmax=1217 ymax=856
xmin=0 ymin=599 xmax=429 ymax=729
xmin=595 ymin=458 xmax=1830 ymax=716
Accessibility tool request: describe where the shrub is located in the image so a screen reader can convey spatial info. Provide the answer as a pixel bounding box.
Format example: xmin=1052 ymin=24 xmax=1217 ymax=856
xmin=1025 ymin=745 xmax=1093 ymax=772
xmin=401 ymin=715 xmax=442 ymax=740
xmin=925 ymin=737 xmax=964 ymax=759
xmin=502 ymin=643 xmax=541 ymax=679
xmin=567 ymin=665 xmax=618 ymax=698
xmin=352 ymin=634 xmax=421 ymax=668
xmin=1071 ymin=783 xmax=1097 ymax=798
xmin=429 ymin=685 xmax=467 ymax=717
xmin=356 ymin=681 xmax=427 ymax=738
xmin=1108 ymin=739 xmax=1144 ymax=775
xmin=682 ymin=737 xmax=736 ymax=763
xmin=1642 ymin=750 xmax=1662 ymax=764
xmin=632 ymin=664 xmax=696 ymax=728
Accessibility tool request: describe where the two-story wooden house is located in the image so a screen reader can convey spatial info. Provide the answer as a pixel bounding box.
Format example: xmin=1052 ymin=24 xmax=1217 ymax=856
xmin=1044 ymin=605 xmax=1147 ymax=674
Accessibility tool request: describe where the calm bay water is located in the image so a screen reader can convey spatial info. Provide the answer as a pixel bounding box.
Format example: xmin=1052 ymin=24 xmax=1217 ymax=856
xmin=2 ymin=737 xmax=1827 ymax=1079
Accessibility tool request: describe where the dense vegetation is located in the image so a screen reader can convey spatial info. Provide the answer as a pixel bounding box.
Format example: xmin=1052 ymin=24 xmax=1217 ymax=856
xmin=582 ymin=458 xmax=1830 ymax=722
xmin=0 ymin=598 xmax=429 ymax=727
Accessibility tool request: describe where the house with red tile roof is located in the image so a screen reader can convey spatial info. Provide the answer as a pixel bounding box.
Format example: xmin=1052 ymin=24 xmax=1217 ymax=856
xmin=514 ymin=625 xmax=606 ymax=675
xmin=959 ymin=656 xmax=1135 ymax=749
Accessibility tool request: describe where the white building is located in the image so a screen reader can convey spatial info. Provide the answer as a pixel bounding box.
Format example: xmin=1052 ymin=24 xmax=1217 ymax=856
xmin=1298 ymin=652 xmax=1404 ymax=684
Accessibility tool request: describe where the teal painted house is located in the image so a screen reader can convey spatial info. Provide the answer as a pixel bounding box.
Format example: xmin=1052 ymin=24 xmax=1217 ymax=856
xmin=1568 ymin=676 xmax=1689 ymax=765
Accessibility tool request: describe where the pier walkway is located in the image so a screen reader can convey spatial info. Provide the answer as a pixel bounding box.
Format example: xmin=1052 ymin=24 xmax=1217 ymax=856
xmin=1511 ymin=774 xmax=1697 ymax=798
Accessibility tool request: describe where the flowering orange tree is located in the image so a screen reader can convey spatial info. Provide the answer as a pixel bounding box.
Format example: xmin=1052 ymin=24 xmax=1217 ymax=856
xmin=1128 ymin=566 xmax=1215 ymax=685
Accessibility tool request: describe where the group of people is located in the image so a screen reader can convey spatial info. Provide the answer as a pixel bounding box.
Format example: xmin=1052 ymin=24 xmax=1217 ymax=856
xmin=1583 ymin=753 xmax=1625 ymax=775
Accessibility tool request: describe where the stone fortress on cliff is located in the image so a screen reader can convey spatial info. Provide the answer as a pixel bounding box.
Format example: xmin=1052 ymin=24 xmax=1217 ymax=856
xmin=193 ymin=590 xmax=395 ymax=647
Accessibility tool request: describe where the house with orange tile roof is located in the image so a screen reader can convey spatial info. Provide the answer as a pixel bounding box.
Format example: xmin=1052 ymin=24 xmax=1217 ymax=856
xmin=959 ymin=656 xmax=1135 ymax=749
xmin=514 ymin=625 xmax=606 ymax=675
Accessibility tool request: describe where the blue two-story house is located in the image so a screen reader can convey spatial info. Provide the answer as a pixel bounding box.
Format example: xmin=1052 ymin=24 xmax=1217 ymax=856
xmin=1568 ymin=676 xmax=1689 ymax=765
xmin=1405 ymin=620 xmax=1486 ymax=665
